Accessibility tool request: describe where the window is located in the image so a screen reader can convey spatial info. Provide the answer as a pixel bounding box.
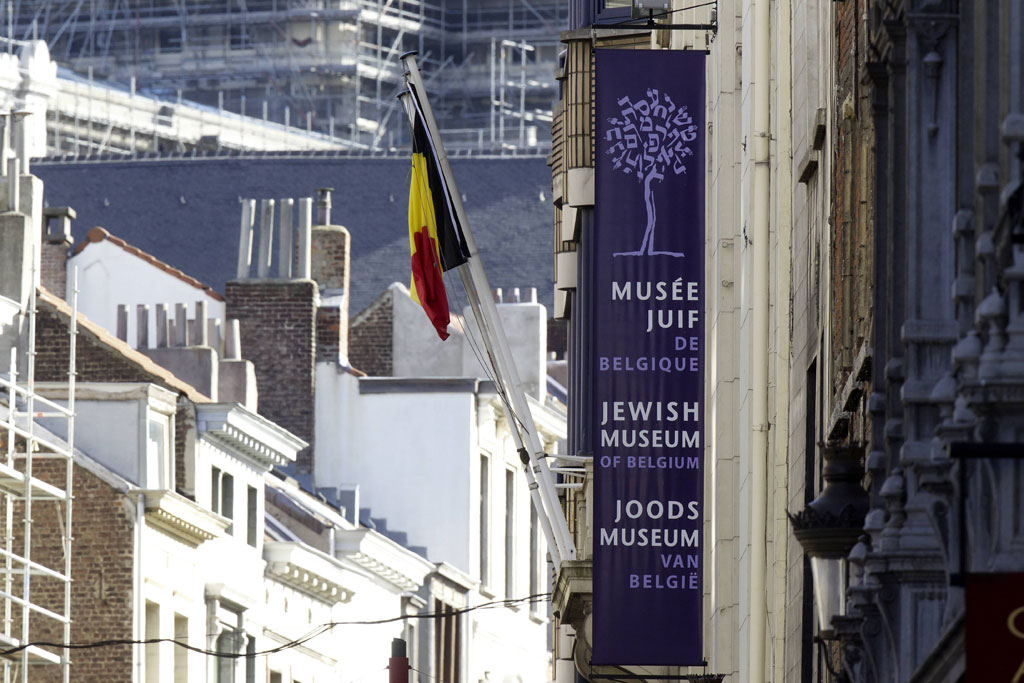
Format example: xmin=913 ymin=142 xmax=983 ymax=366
xmin=269 ymin=673 xmax=282 ymax=683
xmin=147 ymin=416 xmax=170 ymax=489
xmin=211 ymin=466 xmax=220 ymax=511
xmin=244 ymin=637 xmax=256 ymax=683
xmin=212 ymin=467 xmax=235 ymax=534
xmin=174 ymin=614 xmax=188 ymax=683
xmin=433 ymin=600 xmax=461 ymax=683
xmin=407 ymin=623 xmax=417 ymax=675
xmin=215 ymin=631 xmax=241 ymax=683
xmin=504 ymin=469 xmax=515 ymax=598
xmin=479 ymin=455 xmax=490 ymax=586
xmin=145 ymin=602 xmax=159 ymax=683
xmin=247 ymin=486 xmax=258 ymax=547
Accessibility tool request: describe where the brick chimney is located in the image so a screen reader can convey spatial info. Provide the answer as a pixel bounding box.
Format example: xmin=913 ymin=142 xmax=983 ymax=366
xmin=311 ymin=188 xmax=351 ymax=365
xmin=41 ymin=206 xmax=75 ymax=296
xmin=225 ymin=197 xmax=317 ymax=475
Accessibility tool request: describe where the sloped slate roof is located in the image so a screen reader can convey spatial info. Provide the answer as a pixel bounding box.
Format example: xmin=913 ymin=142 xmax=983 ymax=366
xmin=35 ymin=155 xmax=555 ymax=315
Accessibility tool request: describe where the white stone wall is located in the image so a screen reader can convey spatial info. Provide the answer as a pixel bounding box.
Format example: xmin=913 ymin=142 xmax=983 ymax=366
xmin=69 ymin=239 xmax=226 ymax=352
xmin=389 ymin=282 xmax=549 ymax=401
xmin=683 ymin=0 xmax=834 ymax=675
xmin=698 ymin=0 xmax=746 ymax=676
xmin=314 ymin=366 xmax=556 ymax=682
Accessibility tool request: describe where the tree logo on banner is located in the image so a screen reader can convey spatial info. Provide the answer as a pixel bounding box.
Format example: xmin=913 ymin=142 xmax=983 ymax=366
xmin=605 ymin=89 xmax=698 ymax=257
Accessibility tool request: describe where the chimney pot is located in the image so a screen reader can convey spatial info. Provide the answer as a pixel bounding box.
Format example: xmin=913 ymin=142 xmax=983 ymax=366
xmin=511 ymin=287 xmax=521 ymax=303
xmin=225 ymin=319 xmax=242 ymax=360
xmin=493 ymin=288 xmax=503 ymax=304
xmin=175 ymin=303 xmax=188 ymax=347
xmin=296 ymin=198 xmax=313 ymax=279
xmin=257 ymin=199 xmax=276 ymax=279
xmin=12 ymin=111 xmax=30 ymax=175
xmin=315 ymin=187 xmax=333 ymax=226
xmin=208 ymin=318 xmax=223 ymax=356
xmin=156 ymin=304 xmax=169 ymax=348
xmin=116 ymin=305 xmax=129 ymax=342
xmin=6 ymin=158 xmax=18 ymax=212
xmin=136 ymin=304 xmax=150 ymax=349
xmin=43 ymin=207 xmax=76 ymax=244
xmin=236 ymin=199 xmax=256 ymax=280
xmin=196 ymin=300 xmax=209 ymax=346
xmin=278 ymin=198 xmax=295 ymax=279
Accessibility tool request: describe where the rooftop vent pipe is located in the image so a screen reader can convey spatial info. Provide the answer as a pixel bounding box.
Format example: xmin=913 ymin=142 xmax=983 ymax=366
xmin=316 ymin=187 xmax=333 ymax=226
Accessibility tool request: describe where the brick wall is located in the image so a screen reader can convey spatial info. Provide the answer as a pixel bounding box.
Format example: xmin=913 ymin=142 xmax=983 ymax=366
xmin=40 ymin=241 xmax=69 ymax=297
xmin=830 ymin=0 xmax=874 ymax=443
xmin=35 ymin=301 xmax=178 ymax=385
xmin=317 ymin=306 xmax=342 ymax=363
xmin=176 ymin=398 xmax=195 ymax=496
xmin=225 ymin=280 xmax=317 ymax=473
xmin=311 ymin=226 xmax=350 ymax=291
xmin=348 ymin=289 xmax=394 ymax=376
xmin=312 ymin=226 xmax=351 ymax=361
xmin=1 ymin=461 xmax=135 ymax=682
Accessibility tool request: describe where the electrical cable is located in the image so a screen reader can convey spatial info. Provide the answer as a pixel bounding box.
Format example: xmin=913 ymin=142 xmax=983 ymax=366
xmin=410 ymin=666 xmax=447 ymax=682
xmin=0 ymin=593 xmax=551 ymax=659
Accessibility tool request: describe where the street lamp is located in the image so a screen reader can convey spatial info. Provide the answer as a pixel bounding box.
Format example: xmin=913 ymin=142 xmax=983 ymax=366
xmin=789 ymin=444 xmax=869 ymax=639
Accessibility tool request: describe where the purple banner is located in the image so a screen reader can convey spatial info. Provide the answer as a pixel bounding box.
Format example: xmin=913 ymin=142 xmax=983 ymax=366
xmin=592 ymin=49 xmax=706 ymax=667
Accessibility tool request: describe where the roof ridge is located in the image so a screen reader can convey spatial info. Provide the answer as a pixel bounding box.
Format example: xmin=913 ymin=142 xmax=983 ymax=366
xmin=71 ymin=227 xmax=225 ymax=302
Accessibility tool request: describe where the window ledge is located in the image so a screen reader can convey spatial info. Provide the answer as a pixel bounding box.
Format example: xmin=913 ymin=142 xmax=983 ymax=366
xmin=142 ymin=489 xmax=230 ymax=547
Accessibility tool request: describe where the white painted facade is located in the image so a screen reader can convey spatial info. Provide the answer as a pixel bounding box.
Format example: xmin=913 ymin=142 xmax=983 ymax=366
xmin=317 ymin=285 xmax=561 ymax=683
xmin=384 ymin=282 xmax=549 ymax=400
xmin=315 ymin=366 xmax=557 ymax=683
xmin=67 ymin=237 xmax=226 ymax=351
xmin=684 ymin=0 xmax=827 ymax=676
xmin=46 ymin=161 xmax=558 ymax=681
xmin=35 ymin=380 xmax=433 ymax=683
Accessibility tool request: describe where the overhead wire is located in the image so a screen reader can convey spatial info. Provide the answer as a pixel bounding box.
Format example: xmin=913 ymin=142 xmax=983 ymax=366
xmin=0 ymin=593 xmax=551 ymax=659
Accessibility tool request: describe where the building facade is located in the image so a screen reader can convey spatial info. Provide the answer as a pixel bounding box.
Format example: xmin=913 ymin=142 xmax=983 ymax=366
xmin=43 ymin=179 xmax=557 ymax=681
xmin=2 ymin=107 xmax=557 ymax=680
xmin=547 ymin=0 xmax=1024 ymax=681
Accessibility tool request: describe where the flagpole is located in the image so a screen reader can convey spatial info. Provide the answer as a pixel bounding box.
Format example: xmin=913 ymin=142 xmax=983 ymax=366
xmin=400 ymin=52 xmax=577 ymax=566
xmin=454 ymin=264 xmax=568 ymax=572
xmin=396 ymin=89 xmax=569 ymax=572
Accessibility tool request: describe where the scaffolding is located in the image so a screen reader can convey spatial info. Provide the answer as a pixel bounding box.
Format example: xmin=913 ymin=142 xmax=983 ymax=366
xmin=0 ymin=146 xmax=77 ymax=681
xmin=8 ymin=0 xmax=563 ymax=153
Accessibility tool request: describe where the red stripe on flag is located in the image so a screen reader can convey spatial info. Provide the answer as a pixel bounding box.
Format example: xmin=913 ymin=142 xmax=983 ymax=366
xmin=411 ymin=226 xmax=451 ymax=340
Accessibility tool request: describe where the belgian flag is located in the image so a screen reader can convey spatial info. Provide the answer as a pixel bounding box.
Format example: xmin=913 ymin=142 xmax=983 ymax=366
xmin=408 ymin=109 xmax=469 ymax=340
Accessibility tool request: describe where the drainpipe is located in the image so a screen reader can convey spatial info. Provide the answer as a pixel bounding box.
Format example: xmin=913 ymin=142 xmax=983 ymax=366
xmin=772 ymin=0 xmax=794 ymax=677
xmin=134 ymin=490 xmax=145 ymax=683
xmin=749 ymin=0 xmax=771 ymax=676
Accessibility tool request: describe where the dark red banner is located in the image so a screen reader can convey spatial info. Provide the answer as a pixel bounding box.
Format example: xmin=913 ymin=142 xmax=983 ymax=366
xmin=966 ymin=573 xmax=1024 ymax=681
